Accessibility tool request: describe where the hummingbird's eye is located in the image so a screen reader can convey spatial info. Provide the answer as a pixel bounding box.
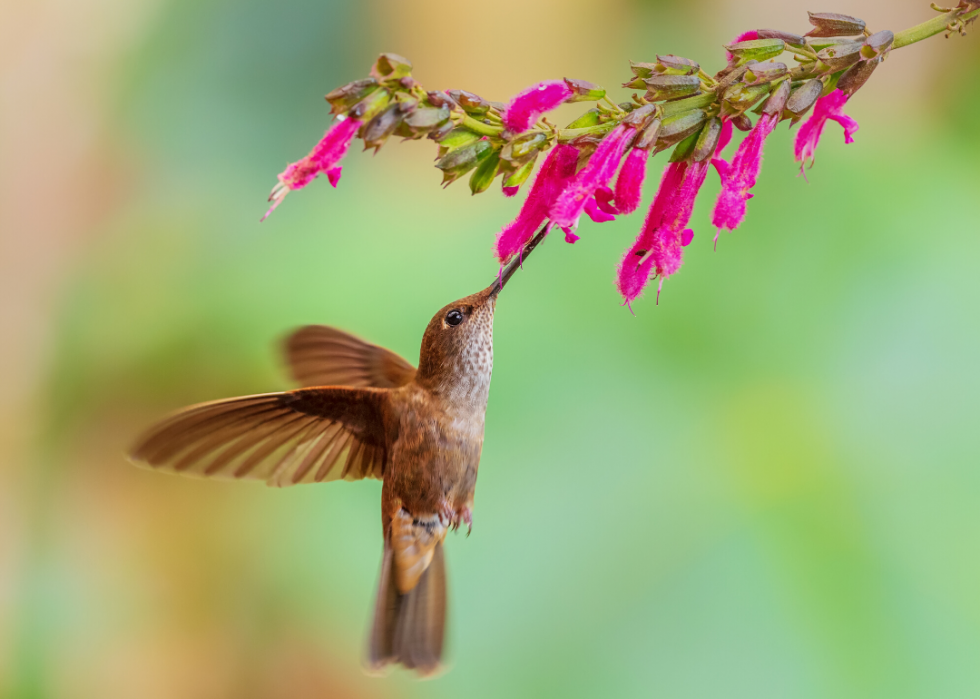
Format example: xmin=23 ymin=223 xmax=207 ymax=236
xmin=445 ymin=309 xmax=464 ymax=327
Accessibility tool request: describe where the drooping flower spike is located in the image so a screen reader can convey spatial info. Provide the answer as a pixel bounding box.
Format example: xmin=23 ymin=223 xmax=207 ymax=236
xmin=794 ymin=88 xmax=860 ymax=172
xmin=267 ymin=2 xmax=971 ymax=311
xmin=502 ymin=81 xmax=574 ymax=134
xmin=262 ymin=115 xmax=361 ymax=222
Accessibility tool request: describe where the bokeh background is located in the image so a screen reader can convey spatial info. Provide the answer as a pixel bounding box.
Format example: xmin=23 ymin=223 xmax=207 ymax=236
xmin=2 ymin=0 xmax=979 ymax=697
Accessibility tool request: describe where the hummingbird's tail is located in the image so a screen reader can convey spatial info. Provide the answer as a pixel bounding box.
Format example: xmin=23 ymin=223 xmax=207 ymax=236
xmin=366 ymin=539 xmax=447 ymax=677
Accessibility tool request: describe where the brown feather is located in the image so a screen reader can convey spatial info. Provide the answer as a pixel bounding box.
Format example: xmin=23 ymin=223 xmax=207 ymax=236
xmin=129 ymin=387 xmax=389 ymax=486
xmin=284 ymin=326 xmax=416 ymax=389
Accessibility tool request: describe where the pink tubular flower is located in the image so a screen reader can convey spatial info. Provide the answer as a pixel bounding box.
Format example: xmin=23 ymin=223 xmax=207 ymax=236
xmin=495 ymin=144 xmax=579 ymax=263
xmin=549 ymin=124 xmax=633 ymax=231
xmin=262 ymin=116 xmax=361 ymax=221
xmin=616 ymin=160 xmax=710 ymax=306
xmin=612 ymin=148 xmax=649 ymax=214
xmin=711 ymin=112 xmax=779 ymax=237
xmin=502 ymin=80 xmax=574 ymax=134
xmin=794 ymin=88 xmax=859 ymax=171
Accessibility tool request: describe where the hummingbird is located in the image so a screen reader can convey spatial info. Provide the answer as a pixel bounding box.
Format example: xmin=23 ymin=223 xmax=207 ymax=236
xmin=129 ymin=264 xmax=522 ymax=676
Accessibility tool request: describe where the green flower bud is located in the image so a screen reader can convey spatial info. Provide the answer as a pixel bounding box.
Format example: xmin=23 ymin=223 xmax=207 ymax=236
xmin=436 ymin=138 xmax=492 ymax=186
xmin=469 ymin=149 xmax=501 ymax=194
xmin=449 ymin=90 xmax=490 ymax=115
xmin=370 ymin=53 xmax=413 ymax=81
xmin=655 ymin=54 xmax=700 ymax=76
xmin=815 ymin=40 xmax=864 ymax=72
xmin=669 ymin=129 xmax=702 ymax=163
xmin=634 ymin=117 xmax=662 ymax=151
xmin=724 ymin=39 xmax=785 ymax=65
xmin=837 ymin=56 xmax=881 ymax=96
xmin=692 ymin=117 xmax=723 ymax=162
xmin=502 ymin=154 xmax=538 ymax=189
xmin=757 ymin=29 xmax=805 ymax=47
xmin=622 ymin=77 xmax=648 ymax=90
xmin=805 ymin=12 xmax=866 ymax=38
xmin=326 ymin=78 xmax=380 ymax=115
xmin=622 ymin=103 xmax=657 ymax=127
xmin=362 ymin=104 xmax=405 ymax=151
xmin=861 ymin=30 xmax=894 ymax=59
xmin=761 ymin=80 xmax=791 ymax=116
xmin=426 ymin=91 xmax=457 ymax=109
xmin=629 ymin=61 xmax=659 ymax=79
xmin=731 ymin=113 xmax=753 ymax=131
xmin=656 ymin=109 xmax=707 ymax=149
xmin=564 ymin=78 xmax=606 ymax=102
xmin=436 ymin=127 xmax=481 ymax=158
xmin=349 ymin=88 xmax=391 ymax=122
xmin=723 ymin=82 xmax=772 ymax=112
xmin=564 ymin=108 xmax=602 ymax=129
xmin=644 ymin=74 xmax=701 ymax=101
xmin=501 ymin=132 xmax=548 ymax=162
xmin=427 ymin=120 xmax=455 ymax=142
xmin=744 ymin=62 xmax=788 ymax=85
xmin=785 ymin=78 xmax=823 ymax=117
xmin=404 ymin=106 xmax=452 ymax=132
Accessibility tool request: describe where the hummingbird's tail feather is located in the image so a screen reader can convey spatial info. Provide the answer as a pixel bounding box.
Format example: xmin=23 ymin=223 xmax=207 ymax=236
xmin=366 ymin=540 xmax=447 ymax=677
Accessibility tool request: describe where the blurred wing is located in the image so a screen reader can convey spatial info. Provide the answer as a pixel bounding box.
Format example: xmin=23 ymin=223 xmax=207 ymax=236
xmin=130 ymin=387 xmax=389 ymax=487
xmin=285 ymin=325 xmax=416 ymax=389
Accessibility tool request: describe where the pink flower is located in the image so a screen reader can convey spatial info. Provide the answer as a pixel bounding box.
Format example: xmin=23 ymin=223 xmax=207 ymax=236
xmin=262 ymin=116 xmax=361 ymax=221
xmin=612 ymin=148 xmax=649 ymax=214
xmin=725 ymin=30 xmax=759 ymax=63
xmin=502 ymin=80 xmax=574 ymax=134
xmin=794 ymin=88 xmax=859 ymax=171
xmin=710 ymin=112 xmax=779 ymax=237
xmin=549 ymin=124 xmax=633 ymax=231
xmin=495 ymin=144 xmax=579 ymax=262
xmin=502 ymin=185 xmax=520 ymax=197
xmin=616 ymin=160 xmax=710 ymax=306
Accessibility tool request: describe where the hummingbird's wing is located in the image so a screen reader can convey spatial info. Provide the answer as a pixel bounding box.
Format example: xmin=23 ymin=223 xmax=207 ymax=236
xmin=130 ymin=387 xmax=390 ymax=487
xmin=284 ymin=326 xmax=416 ymax=389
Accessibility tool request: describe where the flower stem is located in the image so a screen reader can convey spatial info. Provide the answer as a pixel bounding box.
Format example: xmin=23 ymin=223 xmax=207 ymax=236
xmin=461 ymin=115 xmax=504 ymax=136
xmin=893 ymin=7 xmax=980 ymax=48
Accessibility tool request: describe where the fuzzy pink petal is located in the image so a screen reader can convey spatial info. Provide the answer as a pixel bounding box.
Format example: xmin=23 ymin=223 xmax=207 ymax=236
xmin=594 ymin=186 xmax=619 ymax=215
xmin=716 ymin=118 xmax=734 ymax=156
xmin=794 ymin=89 xmax=859 ymax=169
xmin=563 ymin=228 xmax=580 ymax=244
xmin=584 ymin=196 xmax=616 ymax=223
xmin=262 ymin=116 xmax=362 ymax=221
xmin=681 ymin=229 xmax=694 ymax=247
xmin=549 ymin=124 xmax=632 ymax=230
xmin=326 ymin=166 xmax=343 ymax=187
xmin=502 ymin=185 xmax=520 ymax=197
xmin=502 ymin=81 xmax=574 ymax=134
xmin=711 ymin=113 xmax=777 ymax=233
xmin=613 ymin=149 xmax=648 ymax=215
xmin=616 ymin=160 xmax=709 ymax=304
xmin=495 ymin=144 xmax=579 ymax=262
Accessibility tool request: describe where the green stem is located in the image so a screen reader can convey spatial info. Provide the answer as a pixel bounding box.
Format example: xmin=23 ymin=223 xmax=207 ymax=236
xmin=893 ymin=7 xmax=979 ymax=48
xmin=461 ymin=114 xmax=504 ymax=136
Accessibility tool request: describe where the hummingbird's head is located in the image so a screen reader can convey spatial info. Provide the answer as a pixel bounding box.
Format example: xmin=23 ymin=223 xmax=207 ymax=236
xmin=416 ymin=284 xmax=498 ymax=405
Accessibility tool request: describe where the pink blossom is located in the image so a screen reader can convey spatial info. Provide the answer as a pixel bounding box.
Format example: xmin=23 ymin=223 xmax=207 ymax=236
xmin=502 ymin=185 xmax=520 ymax=197
xmin=794 ymin=88 xmax=859 ymax=171
xmin=502 ymin=80 xmax=574 ymax=134
xmin=584 ymin=196 xmax=615 ymax=223
xmin=495 ymin=144 xmax=578 ymax=263
xmin=262 ymin=116 xmax=361 ymax=221
xmin=612 ymin=148 xmax=648 ymax=214
xmin=549 ymin=124 xmax=633 ymax=231
xmin=616 ymin=160 xmax=710 ymax=306
xmin=710 ymin=112 xmax=779 ymax=237
xmin=594 ymin=186 xmax=618 ymax=215
xmin=725 ymin=30 xmax=759 ymax=63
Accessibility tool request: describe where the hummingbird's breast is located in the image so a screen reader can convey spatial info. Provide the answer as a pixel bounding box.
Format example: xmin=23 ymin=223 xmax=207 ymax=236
xmin=382 ymin=380 xmax=488 ymax=524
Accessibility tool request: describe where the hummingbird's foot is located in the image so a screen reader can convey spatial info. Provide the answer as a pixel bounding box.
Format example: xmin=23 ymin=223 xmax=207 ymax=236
xmin=438 ymin=501 xmax=455 ymax=529
xmin=459 ymin=506 xmax=473 ymax=537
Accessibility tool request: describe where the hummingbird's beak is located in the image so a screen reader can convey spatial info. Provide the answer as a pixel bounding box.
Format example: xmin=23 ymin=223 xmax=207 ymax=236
xmin=488 ymin=256 xmax=520 ymax=299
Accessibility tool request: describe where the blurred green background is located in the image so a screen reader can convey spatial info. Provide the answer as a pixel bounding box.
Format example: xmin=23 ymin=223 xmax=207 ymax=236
xmin=2 ymin=0 xmax=979 ymax=697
